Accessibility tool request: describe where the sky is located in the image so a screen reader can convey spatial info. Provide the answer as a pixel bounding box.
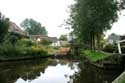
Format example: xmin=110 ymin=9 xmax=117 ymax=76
xmin=106 ymin=10 xmax=125 ymax=37
xmin=0 ymin=0 xmax=125 ymax=38
xmin=0 ymin=0 xmax=74 ymax=38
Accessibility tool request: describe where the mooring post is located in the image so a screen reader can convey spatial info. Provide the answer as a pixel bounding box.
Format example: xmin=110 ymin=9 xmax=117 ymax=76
xmin=117 ymin=42 xmax=122 ymax=54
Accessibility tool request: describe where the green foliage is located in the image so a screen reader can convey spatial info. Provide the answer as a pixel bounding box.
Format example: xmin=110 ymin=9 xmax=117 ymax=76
xmin=20 ymin=18 xmax=48 ymax=35
xmin=0 ymin=12 xmax=10 ymax=43
xmin=0 ymin=43 xmax=17 ymax=56
xmin=16 ymin=38 xmax=36 ymax=47
xmin=83 ymin=50 xmax=110 ymax=62
xmin=0 ymin=38 xmax=48 ymax=58
xmin=59 ymin=34 xmax=67 ymax=41
xmin=4 ymin=33 xmax=20 ymax=45
xmin=31 ymin=46 xmax=47 ymax=56
xmin=39 ymin=39 xmax=52 ymax=45
xmin=103 ymin=44 xmax=125 ymax=53
xmin=121 ymin=80 xmax=125 ymax=83
xmin=103 ymin=44 xmax=117 ymax=53
xmin=67 ymin=0 xmax=125 ymax=51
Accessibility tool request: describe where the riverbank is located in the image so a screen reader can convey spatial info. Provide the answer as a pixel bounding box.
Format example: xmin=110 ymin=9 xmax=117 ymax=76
xmin=0 ymin=53 xmax=70 ymax=62
xmin=0 ymin=55 xmax=53 ymax=62
xmin=80 ymin=50 xmax=124 ymax=70
xmin=81 ymin=50 xmax=125 ymax=83
xmin=81 ymin=50 xmax=111 ymax=62
xmin=112 ymin=71 xmax=125 ymax=83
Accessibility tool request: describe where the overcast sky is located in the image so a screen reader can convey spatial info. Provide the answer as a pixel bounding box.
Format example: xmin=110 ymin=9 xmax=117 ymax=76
xmin=0 ymin=0 xmax=125 ymax=38
xmin=0 ymin=0 xmax=74 ymax=37
xmin=106 ymin=10 xmax=125 ymax=37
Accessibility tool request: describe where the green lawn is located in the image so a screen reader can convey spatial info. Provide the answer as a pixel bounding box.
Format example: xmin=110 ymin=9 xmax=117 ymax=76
xmin=82 ymin=50 xmax=110 ymax=62
xmin=121 ymin=80 xmax=125 ymax=83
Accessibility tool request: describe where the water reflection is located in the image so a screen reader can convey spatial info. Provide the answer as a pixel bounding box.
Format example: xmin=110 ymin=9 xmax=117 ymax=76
xmin=69 ymin=62 xmax=123 ymax=83
xmin=0 ymin=59 xmax=79 ymax=83
xmin=0 ymin=58 xmax=122 ymax=83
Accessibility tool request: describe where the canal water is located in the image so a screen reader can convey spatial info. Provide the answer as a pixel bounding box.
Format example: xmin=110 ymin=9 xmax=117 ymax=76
xmin=0 ymin=58 xmax=123 ymax=83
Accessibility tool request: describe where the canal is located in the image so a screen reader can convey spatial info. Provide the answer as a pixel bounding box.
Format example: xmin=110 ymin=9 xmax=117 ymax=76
xmin=0 ymin=58 xmax=123 ymax=83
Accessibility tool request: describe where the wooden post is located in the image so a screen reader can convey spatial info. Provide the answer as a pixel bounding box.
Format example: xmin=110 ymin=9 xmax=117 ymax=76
xmin=117 ymin=42 xmax=122 ymax=54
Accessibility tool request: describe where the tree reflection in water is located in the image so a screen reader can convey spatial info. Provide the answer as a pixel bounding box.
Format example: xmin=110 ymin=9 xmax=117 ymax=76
xmin=0 ymin=59 xmax=49 ymax=83
xmin=0 ymin=58 xmax=79 ymax=83
xmin=0 ymin=59 xmax=123 ymax=83
xmin=69 ymin=62 xmax=123 ymax=83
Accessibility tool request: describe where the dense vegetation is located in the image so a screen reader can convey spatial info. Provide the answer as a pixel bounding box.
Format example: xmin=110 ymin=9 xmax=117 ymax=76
xmin=68 ymin=0 xmax=125 ymax=51
xmin=0 ymin=13 xmax=10 ymax=43
xmin=0 ymin=38 xmax=48 ymax=59
xmin=0 ymin=13 xmax=49 ymax=60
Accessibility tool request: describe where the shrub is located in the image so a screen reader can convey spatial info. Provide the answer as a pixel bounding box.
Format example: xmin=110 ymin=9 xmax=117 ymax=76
xmin=31 ymin=46 xmax=48 ymax=56
xmin=16 ymin=38 xmax=36 ymax=47
xmin=0 ymin=41 xmax=48 ymax=57
xmin=39 ymin=39 xmax=52 ymax=46
xmin=103 ymin=44 xmax=117 ymax=53
xmin=0 ymin=43 xmax=18 ymax=57
xmin=121 ymin=46 xmax=125 ymax=53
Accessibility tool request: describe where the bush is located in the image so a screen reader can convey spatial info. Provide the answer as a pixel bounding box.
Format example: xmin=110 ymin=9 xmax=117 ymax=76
xmin=0 ymin=43 xmax=18 ymax=57
xmin=121 ymin=46 xmax=125 ymax=53
xmin=39 ymin=39 xmax=52 ymax=46
xmin=0 ymin=41 xmax=48 ymax=57
xmin=103 ymin=44 xmax=118 ymax=53
xmin=16 ymin=45 xmax=32 ymax=55
xmin=31 ymin=46 xmax=48 ymax=56
xmin=16 ymin=38 xmax=36 ymax=47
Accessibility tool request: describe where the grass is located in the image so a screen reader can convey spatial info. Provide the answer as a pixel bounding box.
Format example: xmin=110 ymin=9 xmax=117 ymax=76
xmin=82 ymin=50 xmax=110 ymax=62
xmin=121 ymin=80 xmax=125 ymax=83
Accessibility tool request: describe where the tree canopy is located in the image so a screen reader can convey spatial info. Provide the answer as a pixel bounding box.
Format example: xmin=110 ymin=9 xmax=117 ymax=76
xmin=68 ymin=0 xmax=125 ymax=51
xmin=20 ymin=18 xmax=48 ymax=35
xmin=0 ymin=12 xmax=10 ymax=43
xmin=59 ymin=34 xmax=67 ymax=41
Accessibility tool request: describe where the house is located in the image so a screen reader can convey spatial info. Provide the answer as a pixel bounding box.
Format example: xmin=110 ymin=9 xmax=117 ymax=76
xmin=29 ymin=35 xmax=48 ymax=41
xmin=8 ymin=22 xmax=28 ymax=38
xmin=106 ymin=33 xmax=125 ymax=44
xmin=48 ymin=37 xmax=59 ymax=46
xmin=29 ymin=35 xmax=59 ymax=46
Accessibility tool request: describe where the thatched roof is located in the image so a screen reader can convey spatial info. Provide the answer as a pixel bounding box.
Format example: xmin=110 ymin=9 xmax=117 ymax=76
xmin=29 ymin=35 xmax=58 ymax=42
xmin=8 ymin=22 xmax=28 ymax=37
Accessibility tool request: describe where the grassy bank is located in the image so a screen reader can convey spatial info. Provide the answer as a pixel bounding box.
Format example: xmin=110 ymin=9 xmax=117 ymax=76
xmin=82 ymin=50 xmax=111 ymax=62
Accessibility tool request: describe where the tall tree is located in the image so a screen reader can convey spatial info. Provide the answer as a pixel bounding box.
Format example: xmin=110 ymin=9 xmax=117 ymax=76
xmin=20 ymin=18 xmax=48 ymax=35
xmin=68 ymin=0 xmax=125 ymax=51
xmin=0 ymin=12 xmax=10 ymax=43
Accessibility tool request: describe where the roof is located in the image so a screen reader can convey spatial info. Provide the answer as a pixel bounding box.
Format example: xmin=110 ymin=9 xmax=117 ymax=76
xmin=48 ymin=37 xmax=58 ymax=42
xmin=29 ymin=35 xmax=58 ymax=42
xmin=107 ymin=34 xmax=120 ymax=42
xmin=8 ymin=22 xmax=28 ymax=36
xmin=29 ymin=35 xmax=47 ymax=40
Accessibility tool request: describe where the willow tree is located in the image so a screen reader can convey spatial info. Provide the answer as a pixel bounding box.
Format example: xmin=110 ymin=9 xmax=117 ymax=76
xmin=68 ymin=0 xmax=125 ymax=51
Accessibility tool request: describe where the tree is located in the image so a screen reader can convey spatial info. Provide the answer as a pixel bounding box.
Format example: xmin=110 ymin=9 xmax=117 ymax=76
xmin=0 ymin=12 xmax=10 ymax=43
xmin=20 ymin=18 xmax=48 ymax=35
xmin=59 ymin=35 xmax=67 ymax=41
xmin=68 ymin=0 xmax=125 ymax=51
